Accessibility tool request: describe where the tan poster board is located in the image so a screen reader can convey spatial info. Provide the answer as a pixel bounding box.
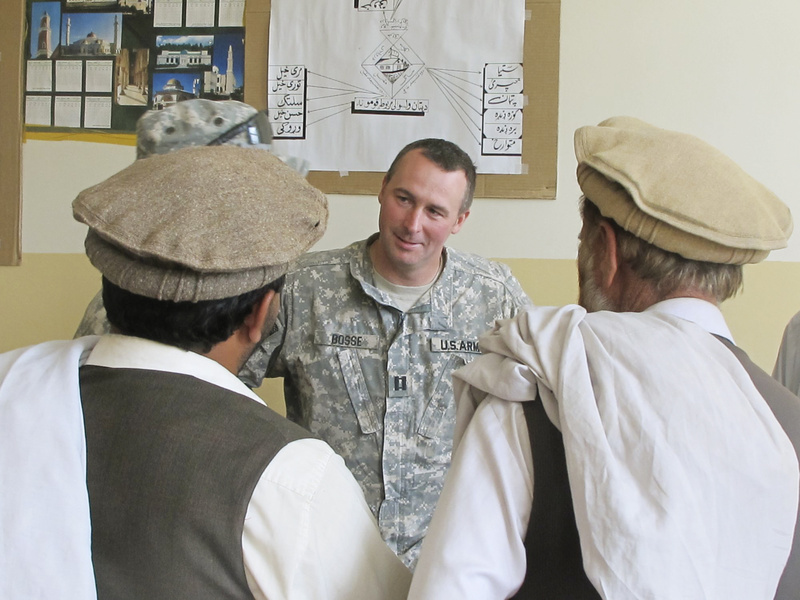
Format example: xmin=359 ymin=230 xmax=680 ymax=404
xmin=244 ymin=0 xmax=560 ymax=199
xmin=0 ymin=0 xmax=24 ymax=265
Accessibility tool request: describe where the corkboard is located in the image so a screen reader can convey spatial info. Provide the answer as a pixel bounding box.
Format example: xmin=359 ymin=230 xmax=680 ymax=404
xmin=0 ymin=0 xmax=24 ymax=265
xmin=244 ymin=0 xmax=560 ymax=199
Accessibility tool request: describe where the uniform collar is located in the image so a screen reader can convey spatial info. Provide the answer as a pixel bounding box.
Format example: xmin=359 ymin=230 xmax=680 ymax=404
xmin=350 ymin=234 xmax=453 ymax=329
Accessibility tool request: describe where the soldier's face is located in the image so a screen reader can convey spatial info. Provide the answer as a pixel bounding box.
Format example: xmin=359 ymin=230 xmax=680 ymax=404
xmin=374 ymin=149 xmax=469 ymax=286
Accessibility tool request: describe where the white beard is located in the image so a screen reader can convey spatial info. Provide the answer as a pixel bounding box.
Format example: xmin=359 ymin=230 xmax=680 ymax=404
xmin=577 ymin=240 xmax=616 ymax=313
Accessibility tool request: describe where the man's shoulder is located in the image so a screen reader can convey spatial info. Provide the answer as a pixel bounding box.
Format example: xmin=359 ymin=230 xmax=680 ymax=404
xmin=0 ymin=337 xmax=98 ymax=373
xmin=445 ymin=247 xmax=517 ymax=285
xmin=287 ymin=240 xmax=365 ymax=276
xmin=785 ymin=310 xmax=800 ymax=333
xmin=263 ymin=437 xmax=349 ymax=496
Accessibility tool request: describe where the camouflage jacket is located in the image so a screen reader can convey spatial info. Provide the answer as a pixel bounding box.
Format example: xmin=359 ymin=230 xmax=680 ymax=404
xmin=240 ymin=235 xmax=531 ymax=568
xmin=75 ymin=290 xmax=108 ymax=337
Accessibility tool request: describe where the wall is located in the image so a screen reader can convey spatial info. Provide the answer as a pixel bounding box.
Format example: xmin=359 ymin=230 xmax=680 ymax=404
xmin=4 ymin=0 xmax=800 ymax=379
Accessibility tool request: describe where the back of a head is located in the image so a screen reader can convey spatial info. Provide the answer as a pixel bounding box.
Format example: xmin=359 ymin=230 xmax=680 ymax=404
xmin=99 ymin=275 xmax=283 ymax=354
xmin=574 ymin=116 xmax=792 ymax=265
xmin=73 ymin=145 xmax=328 ymax=351
xmin=574 ymin=116 xmax=793 ymax=301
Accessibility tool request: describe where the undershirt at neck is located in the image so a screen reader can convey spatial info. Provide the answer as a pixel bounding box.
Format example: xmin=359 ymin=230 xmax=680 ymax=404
xmin=373 ymin=260 xmax=444 ymax=313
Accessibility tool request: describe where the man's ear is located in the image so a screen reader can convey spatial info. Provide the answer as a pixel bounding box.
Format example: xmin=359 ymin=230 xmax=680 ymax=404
xmin=451 ymin=210 xmax=470 ymax=235
xmin=596 ymin=220 xmax=620 ymax=291
xmin=243 ymin=290 xmax=276 ymax=344
xmin=377 ymin=175 xmax=389 ymax=205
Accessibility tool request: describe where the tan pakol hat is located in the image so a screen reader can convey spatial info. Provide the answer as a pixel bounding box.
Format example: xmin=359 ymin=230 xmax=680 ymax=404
xmin=574 ymin=116 xmax=792 ymax=264
xmin=73 ymin=145 xmax=328 ymax=302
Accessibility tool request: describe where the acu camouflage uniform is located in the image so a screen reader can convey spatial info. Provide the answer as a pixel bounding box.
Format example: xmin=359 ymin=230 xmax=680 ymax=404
xmin=240 ymin=234 xmax=531 ymax=568
xmin=75 ymin=290 xmax=107 ymax=337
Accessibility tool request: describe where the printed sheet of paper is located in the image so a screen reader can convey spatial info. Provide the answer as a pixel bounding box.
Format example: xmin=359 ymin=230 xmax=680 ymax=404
xmin=268 ymin=0 xmax=525 ymax=174
xmin=26 ymin=60 xmax=53 ymax=92
xmin=54 ymin=95 xmax=82 ymax=127
xmin=55 ymin=60 xmax=83 ymax=92
xmin=219 ymin=0 xmax=244 ymax=27
xmin=186 ymin=0 xmax=216 ymax=27
xmin=154 ymin=0 xmax=183 ymax=27
xmin=84 ymin=96 xmax=112 ymax=128
xmin=85 ymin=60 xmax=113 ymax=93
xmin=25 ymin=95 xmax=53 ymax=126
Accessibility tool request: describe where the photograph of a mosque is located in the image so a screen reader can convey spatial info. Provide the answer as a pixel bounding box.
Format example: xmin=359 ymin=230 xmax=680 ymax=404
xmin=59 ymin=12 xmax=121 ymax=57
xmin=156 ymin=35 xmax=213 ymax=69
xmin=30 ymin=2 xmax=61 ymax=59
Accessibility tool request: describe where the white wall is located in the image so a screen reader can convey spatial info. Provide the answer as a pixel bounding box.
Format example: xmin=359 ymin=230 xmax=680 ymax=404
xmin=22 ymin=0 xmax=800 ymax=261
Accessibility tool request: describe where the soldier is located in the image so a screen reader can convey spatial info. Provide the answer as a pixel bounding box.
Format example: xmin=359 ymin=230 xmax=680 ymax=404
xmin=240 ymin=138 xmax=531 ymax=568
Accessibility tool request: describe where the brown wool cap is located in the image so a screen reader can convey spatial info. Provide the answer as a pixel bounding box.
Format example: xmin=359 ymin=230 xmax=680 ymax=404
xmin=574 ymin=116 xmax=792 ymax=264
xmin=73 ymin=145 xmax=328 ymax=302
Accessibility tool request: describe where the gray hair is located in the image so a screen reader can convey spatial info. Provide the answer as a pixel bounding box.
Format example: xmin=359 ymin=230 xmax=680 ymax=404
xmin=580 ymin=198 xmax=743 ymax=303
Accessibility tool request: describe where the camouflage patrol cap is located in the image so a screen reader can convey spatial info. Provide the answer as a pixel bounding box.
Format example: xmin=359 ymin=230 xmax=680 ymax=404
xmin=136 ymin=99 xmax=271 ymax=158
xmin=73 ymin=145 xmax=328 ymax=302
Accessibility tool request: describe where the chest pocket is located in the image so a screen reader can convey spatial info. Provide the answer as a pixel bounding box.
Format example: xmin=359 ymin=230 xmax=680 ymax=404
xmin=336 ymin=348 xmax=381 ymax=435
xmin=417 ymin=353 xmax=467 ymax=441
xmin=314 ymin=330 xmax=382 ymax=435
xmin=417 ymin=334 xmax=479 ymax=440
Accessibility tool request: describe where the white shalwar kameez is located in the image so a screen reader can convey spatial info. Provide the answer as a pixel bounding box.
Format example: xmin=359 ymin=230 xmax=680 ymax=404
xmin=410 ymin=299 xmax=799 ymax=600
xmin=0 ymin=337 xmax=100 ymax=600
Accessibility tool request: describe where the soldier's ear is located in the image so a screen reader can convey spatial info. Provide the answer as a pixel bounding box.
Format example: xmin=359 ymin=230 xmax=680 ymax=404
xmin=378 ymin=174 xmax=390 ymax=206
xmin=450 ymin=210 xmax=470 ymax=235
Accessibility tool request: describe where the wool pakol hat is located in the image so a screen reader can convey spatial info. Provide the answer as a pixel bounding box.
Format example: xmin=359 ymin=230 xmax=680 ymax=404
xmin=574 ymin=116 xmax=792 ymax=264
xmin=73 ymin=145 xmax=328 ymax=302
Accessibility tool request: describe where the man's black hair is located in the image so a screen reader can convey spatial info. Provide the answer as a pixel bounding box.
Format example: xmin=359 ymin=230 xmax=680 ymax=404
xmin=102 ymin=275 xmax=284 ymax=354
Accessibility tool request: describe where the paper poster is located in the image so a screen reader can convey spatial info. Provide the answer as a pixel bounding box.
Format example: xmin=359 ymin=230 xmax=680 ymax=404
xmin=268 ymin=0 xmax=525 ymax=174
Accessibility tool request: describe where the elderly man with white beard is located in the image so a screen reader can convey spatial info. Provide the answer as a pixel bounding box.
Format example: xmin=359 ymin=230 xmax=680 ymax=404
xmin=408 ymin=116 xmax=800 ymax=600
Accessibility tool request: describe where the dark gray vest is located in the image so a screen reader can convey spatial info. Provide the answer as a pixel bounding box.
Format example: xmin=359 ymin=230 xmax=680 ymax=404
xmin=514 ymin=396 xmax=600 ymax=599
xmin=80 ymin=365 xmax=312 ymax=600
xmin=515 ymin=337 xmax=800 ymax=599
xmin=714 ymin=336 xmax=800 ymax=600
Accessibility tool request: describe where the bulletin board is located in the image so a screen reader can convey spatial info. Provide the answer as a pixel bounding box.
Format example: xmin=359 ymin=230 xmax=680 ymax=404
xmin=244 ymin=0 xmax=560 ymax=199
xmin=0 ymin=0 xmax=24 ymax=265
xmin=23 ymin=0 xmax=246 ymax=133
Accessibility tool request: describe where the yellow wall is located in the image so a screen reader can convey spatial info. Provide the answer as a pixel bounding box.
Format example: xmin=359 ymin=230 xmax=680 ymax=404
xmin=2 ymin=254 xmax=798 ymax=412
xmin=0 ymin=254 xmax=101 ymax=351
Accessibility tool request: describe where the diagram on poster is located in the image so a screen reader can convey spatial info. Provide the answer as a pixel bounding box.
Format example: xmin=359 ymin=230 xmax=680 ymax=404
xmin=268 ymin=0 xmax=525 ymax=174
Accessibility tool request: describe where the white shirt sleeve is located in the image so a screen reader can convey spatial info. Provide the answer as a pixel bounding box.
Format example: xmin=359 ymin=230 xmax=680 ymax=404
xmin=242 ymin=438 xmax=411 ymax=600
xmin=409 ymin=397 xmax=534 ymax=600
